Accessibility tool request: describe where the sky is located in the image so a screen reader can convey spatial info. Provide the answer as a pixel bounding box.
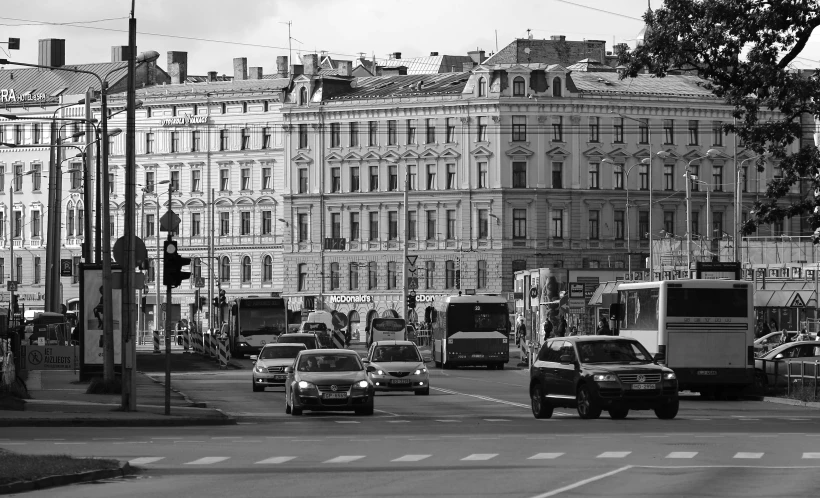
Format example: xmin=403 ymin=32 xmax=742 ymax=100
xmin=1 ymin=0 xmax=819 ymax=75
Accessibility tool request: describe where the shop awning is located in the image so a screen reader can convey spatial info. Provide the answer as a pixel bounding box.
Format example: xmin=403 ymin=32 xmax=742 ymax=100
xmin=754 ymin=289 xmax=816 ymax=309
xmin=588 ymin=281 xmax=622 ymax=306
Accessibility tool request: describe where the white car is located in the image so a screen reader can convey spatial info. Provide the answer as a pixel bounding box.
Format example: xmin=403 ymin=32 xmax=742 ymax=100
xmin=251 ymin=343 xmax=306 ymax=392
xmin=364 ymin=340 xmax=429 ymax=395
xmin=754 ymin=331 xmax=814 ymax=355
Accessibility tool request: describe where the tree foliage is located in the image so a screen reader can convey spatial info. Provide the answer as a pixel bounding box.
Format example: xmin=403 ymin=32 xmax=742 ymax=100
xmin=619 ymin=0 xmax=820 ymax=235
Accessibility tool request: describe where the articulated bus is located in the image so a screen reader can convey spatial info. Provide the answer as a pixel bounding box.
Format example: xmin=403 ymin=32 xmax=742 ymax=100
xmin=432 ymin=294 xmax=511 ymax=369
xmin=228 ymin=297 xmax=288 ymax=358
xmin=615 ymin=279 xmax=754 ymax=396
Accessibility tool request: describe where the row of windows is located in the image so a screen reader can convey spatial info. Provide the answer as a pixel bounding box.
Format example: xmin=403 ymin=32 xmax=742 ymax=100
xmin=0 ymin=256 xmax=43 ymax=285
xmin=138 ymin=167 xmax=274 ymax=195
xmin=296 ymin=163 xmax=487 ymax=194
xmin=141 ymin=101 xmax=272 ymax=118
xmin=0 ymin=210 xmax=44 ymax=238
xmin=295 ymin=260 xmax=490 ymax=292
xmin=0 ymin=164 xmax=44 ymax=192
xmin=476 ymin=76 xmax=563 ymax=98
xmin=143 ymin=128 xmax=275 ymax=154
xmin=143 ymin=255 xmax=275 ymax=285
xmin=141 ymin=209 xmax=279 ymax=238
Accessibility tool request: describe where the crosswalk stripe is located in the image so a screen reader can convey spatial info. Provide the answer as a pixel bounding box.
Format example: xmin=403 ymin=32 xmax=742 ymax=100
xmin=461 ymin=454 xmax=498 ymax=461
xmin=256 ymin=457 xmax=296 ymax=464
xmin=129 ymin=457 xmax=165 ymax=465
xmin=528 ymin=453 xmax=564 ymax=460
xmin=436 ymin=420 xmax=459 ymax=423
xmin=392 ymin=454 xmax=431 ymax=462
xmin=185 ymin=457 xmax=230 ymax=465
xmin=483 ymin=419 xmax=510 ymax=422
xmin=335 ymin=421 xmax=360 ymax=424
xmin=597 ymin=452 xmax=631 ymax=459
xmin=324 ymin=455 xmax=365 ymax=463
xmin=666 ymin=452 xmax=698 ymax=459
xmin=802 ymin=453 xmax=820 ymax=459
xmin=733 ymin=452 xmax=764 ymax=459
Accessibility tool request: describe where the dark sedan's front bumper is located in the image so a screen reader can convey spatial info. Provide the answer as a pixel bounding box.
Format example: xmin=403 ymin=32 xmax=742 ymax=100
xmin=592 ymin=381 xmax=678 ymax=410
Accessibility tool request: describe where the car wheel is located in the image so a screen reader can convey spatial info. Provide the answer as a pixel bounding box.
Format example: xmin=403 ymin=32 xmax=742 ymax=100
xmin=285 ymin=397 xmax=291 ymax=414
xmin=654 ymin=398 xmax=679 ymax=419
xmin=576 ymin=384 xmax=602 ymax=419
xmin=290 ymin=393 xmax=303 ymax=416
xmin=608 ymin=407 xmax=629 ymax=420
xmin=415 ymin=387 xmax=430 ymax=396
xmin=754 ymin=370 xmax=768 ymax=392
xmin=530 ymin=384 xmax=554 ymax=419
xmin=355 ymin=404 xmax=374 ymax=415
xmin=253 ymin=383 xmax=263 ymax=393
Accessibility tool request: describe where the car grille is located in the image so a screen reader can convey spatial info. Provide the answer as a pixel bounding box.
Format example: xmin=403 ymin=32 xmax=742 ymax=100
xmin=267 ymin=366 xmax=284 ymax=373
xmin=317 ymin=384 xmax=352 ymax=392
xmin=618 ymin=374 xmax=661 ymax=383
xmin=389 ymin=371 xmax=410 ymax=378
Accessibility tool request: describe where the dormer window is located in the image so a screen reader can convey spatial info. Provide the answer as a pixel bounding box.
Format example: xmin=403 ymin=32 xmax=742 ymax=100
xmin=478 ymin=77 xmax=487 ymax=97
xmin=513 ymin=76 xmax=525 ymax=97
xmin=299 ymin=87 xmax=308 ymax=105
xmin=552 ymin=77 xmax=562 ymax=97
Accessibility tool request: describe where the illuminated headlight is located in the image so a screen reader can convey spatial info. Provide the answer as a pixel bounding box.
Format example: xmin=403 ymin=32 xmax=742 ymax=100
xmin=376 ymin=370 xmax=385 ymax=375
xmin=297 ymin=380 xmax=316 ymax=391
xmin=254 ymin=365 xmax=267 ymax=373
xmin=663 ymin=372 xmax=677 ymax=380
xmin=356 ymin=380 xmax=369 ymax=388
xmin=593 ymin=374 xmax=618 ymax=382
xmin=239 ymin=343 xmax=249 ymax=347
xmin=414 ymin=368 xmax=427 ymax=375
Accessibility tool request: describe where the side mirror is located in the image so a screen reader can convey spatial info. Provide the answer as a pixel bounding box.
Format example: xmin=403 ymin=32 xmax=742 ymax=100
xmin=249 ymin=355 xmax=258 ymax=361
xmin=559 ymin=354 xmax=574 ymax=365
xmin=366 ymin=366 xmax=376 ymax=373
xmin=284 ymin=366 xmax=293 ymax=374
xmin=362 ymin=359 xmax=370 ymax=364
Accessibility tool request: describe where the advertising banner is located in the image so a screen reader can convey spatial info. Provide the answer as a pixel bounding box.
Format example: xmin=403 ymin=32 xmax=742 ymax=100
xmin=82 ymin=267 xmax=122 ymax=366
xmin=22 ymin=345 xmax=77 ymax=370
xmin=539 ymin=268 xmax=569 ymax=337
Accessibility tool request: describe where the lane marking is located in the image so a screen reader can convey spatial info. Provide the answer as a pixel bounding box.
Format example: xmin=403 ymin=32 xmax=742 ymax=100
xmin=324 ymin=455 xmax=365 ymax=463
xmin=435 ymin=419 xmax=459 ymax=423
xmin=256 ymin=457 xmax=296 ymax=464
xmin=387 ymin=420 xmax=411 ymax=423
xmin=0 ymin=443 xmax=26 ymax=446
xmin=484 ymin=418 xmax=510 ymax=422
xmin=528 ymin=453 xmax=564 ymax=460
xmin=392 ymin=454 xmax=432 ymax=462
xmin=666 ymin=452 xmax=698 ymax=459
xmin=529 ymin=465 xmax=633 ymax=498
xmin=34 ymin=438 xmax=64 ymax=441
xmin=113 ymin=441 xmax=148 ymax=445
xmin=211 ymin=437 xmax=243 ymax=440
xmin=431 ymin=387 xmax=530 ymax=409
xmin=185 ymin=457 xmax=230 ymax=465
xmin=597 ymin=452 xmax=631 ymax=459
xmin=335 ymin=421 xmax=360 ymax=424
xmin=54 ymin=442 xmax=86 ymax=445
xmin=129 ymin=457 xmax=165 ymax=465
xmin=93 ymin=438 xmax=123 ymax=441
xmin=461 ymin=454 xmax=498 ymax=461
xmin=802 ymin=453 xmax=820 ymax=459
xmin=734 ymin=452 xmax=764 ymax=459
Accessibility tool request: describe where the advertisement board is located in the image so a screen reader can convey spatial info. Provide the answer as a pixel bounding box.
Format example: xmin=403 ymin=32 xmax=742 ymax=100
xmin=22 ymin=345 xmax=77 ymax=370
xmin=80 ymin=266 xmax=123 ymax=376
xmin=539 ymin=268 xmax=569 ymax=335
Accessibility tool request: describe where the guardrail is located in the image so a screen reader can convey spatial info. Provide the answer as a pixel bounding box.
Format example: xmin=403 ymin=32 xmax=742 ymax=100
xmin=757 ymin=358 xmax=819 ymax=397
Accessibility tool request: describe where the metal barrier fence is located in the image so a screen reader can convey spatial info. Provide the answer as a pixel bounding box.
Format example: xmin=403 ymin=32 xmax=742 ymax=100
xmin=757 ymin=358 xmax=820 ymax=397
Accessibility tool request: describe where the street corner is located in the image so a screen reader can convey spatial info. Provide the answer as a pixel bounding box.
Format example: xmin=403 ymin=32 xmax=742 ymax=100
xmin=0 ymin=457 xmax=137 ymax=495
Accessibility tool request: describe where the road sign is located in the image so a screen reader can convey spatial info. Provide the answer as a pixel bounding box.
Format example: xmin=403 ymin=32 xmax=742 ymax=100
xmin=160 ymin=211 xmax=181 ymax=233
xmin=791 ymin=293 xmax=806 ymax=308
xmin=60 ymin=259 xmax=73 ymax=277
xmin=7 ymin=281 xmax=17 ymax=292
xmin=407 ymin=277 xmax=418 ymax=289
xmin=112 ymin=236 xmax=149 ymax=268
xmin=195 ymin=277 xmax=205 ymax=288
xmin=406 ymin=255 xmax=418 ymax=267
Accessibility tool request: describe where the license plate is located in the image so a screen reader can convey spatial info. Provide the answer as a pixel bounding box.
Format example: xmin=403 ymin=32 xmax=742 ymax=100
xmin=697 ymin=370 xmax=718 ymax=376
xmin=632 ymin=383 xmax=656 ymax=390
xmin=273 ymin=375 xmax=286 ymax=381
xmin=471 ymin=354 xmax=484 ymax=358
xmin=391 ymin=379 xmax=411 ymax=385
xmin=322 ymin=392 xmax=347 ymax=399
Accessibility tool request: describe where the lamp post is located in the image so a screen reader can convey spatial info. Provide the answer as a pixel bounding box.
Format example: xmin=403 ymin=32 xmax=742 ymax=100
xmin=683 ymin=149 xmax=721 ymax=271
xmin=8 ymin=170 xmax=33 ymax=328
xmin=689 ymin=177 xmax=712 ymax=260
xmin=601 ymin=157 xmax=642 ymax=276
xmin=736 ymin=155 xmax=761 ymax=264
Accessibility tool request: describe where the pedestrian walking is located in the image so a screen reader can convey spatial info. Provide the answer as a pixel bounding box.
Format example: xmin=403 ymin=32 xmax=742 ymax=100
xmin=596 ymin=317 xmax=612 ymax=336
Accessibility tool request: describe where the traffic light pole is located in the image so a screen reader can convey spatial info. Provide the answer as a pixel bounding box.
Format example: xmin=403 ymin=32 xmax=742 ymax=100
xmin=164 ymin=186 xmax=172 ymax=416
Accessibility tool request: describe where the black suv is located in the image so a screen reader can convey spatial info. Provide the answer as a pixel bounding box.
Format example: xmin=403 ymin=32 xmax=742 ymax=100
xmin=529 ymin=336 xmax=679 ymax=420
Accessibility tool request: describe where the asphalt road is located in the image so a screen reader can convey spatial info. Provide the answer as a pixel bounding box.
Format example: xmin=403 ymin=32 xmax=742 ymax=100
xmin=5 ymin=352 xmax=820 ymax=498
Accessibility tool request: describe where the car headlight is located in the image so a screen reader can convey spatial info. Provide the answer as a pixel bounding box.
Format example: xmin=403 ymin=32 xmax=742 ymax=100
xmin=376 ymin=370 xmax=385 ymax=375
xmin=297 ymin=380 xmax=316 ymax=391
xmin=663 ymin=372 xmax=677 ymax=380
xmin=254 ymin=365 xmax=267 ymax=373
xmin=239 ymin=342 xmax=249 ymax=347
xmin=414 ymin=368 xmax=427 ymax=375
xmin=593 ymin=374 xmax=618 ymax=382
xmin=356 ymin=380 xmax=369 ymax=388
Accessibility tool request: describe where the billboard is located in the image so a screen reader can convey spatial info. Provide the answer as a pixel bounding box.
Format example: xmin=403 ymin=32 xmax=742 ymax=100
xmin=539 ymin=268 xmax=569 ymax=336
xmin=81 ymin=266 xmax=122 ymax=366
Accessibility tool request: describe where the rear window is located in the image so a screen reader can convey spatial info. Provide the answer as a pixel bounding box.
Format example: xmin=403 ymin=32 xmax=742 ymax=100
xmin=259 ymin=345 xmax=304 ymax=359
xmin=278 ymin=336 xmax=317 ymax=349
xmin=302 ymin=323 xmax=327 ymax=332
xmin=666 ymin=288 xmax=748 ymax=318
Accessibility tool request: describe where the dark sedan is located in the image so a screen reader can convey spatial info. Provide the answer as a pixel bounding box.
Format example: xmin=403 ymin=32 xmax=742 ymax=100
xmin=754 ymin=340 xmax=820 ymax=389
xmin=284 ymin=349 xmax=375 ymax=416
xmin=529 ymin=336 xmax=679 ymax=420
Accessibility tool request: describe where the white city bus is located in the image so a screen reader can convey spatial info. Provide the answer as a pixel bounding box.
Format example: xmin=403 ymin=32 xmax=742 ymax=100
xmin=432 ymin=294 xmax=510 ymax=369
xmin=614 ymin=280 xmax=754 ymax=396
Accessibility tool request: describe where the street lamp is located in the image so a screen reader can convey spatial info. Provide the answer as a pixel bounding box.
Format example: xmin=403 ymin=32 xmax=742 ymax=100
xmin=684 ymin=149 xmax=721 ymax=271
xmin=737 ymin=154 xmax=763 ymax=263
xmin=601 ymin=157 xmax=643 ymax=276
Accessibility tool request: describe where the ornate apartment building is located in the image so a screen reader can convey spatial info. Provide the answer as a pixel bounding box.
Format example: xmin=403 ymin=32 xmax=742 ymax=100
xmin=280 ymin=54 xmax=797 ymax=325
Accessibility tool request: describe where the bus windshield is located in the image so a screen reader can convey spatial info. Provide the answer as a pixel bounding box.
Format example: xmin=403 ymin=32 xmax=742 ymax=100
xmin=447 ymin=303 xmax=508 ymax=333
xmin=238 ymin=299 xmax=286 ymax=336
xmin=666 ymin=288 xmax=748 ymax=318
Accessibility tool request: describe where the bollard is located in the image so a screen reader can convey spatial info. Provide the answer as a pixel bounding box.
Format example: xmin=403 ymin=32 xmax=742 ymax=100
xmin=210 ymin=335 xmax=217 ymax=359
xmin=153 ymin=330 xmax=161 ymax=354
xmin=218 ymin=340 xmax=227 ymax=369
xmin=205 ymin=334 xmax=211 ymax=357
xmin=196 ymin=331 xmax=202 ymax=355
xmin=183 ymin=329 xmax=190 ymax=353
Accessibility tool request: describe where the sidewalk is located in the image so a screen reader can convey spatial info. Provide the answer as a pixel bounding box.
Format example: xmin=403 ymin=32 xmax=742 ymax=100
xmin=0 ymin=369 xmax=234 ymax=426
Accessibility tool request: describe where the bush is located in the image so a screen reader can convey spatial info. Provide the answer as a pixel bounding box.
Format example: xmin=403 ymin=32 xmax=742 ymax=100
xmin=786 ymin=380 xmax=819 ymax=403
xmin=85 ymin=376 xmax=122 ymax=395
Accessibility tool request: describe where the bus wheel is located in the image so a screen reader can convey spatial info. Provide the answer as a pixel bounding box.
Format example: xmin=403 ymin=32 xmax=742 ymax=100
xmin=497 ymin=363 xmax=505 ymax=370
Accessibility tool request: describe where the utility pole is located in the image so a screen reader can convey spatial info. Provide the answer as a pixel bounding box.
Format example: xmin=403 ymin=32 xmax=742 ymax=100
xmin=403 ymin=162 xmax=409 ymax=321
xmin=164 ymin=186 xmax=173 ymax=416
xmin=83 ymin=88 xmax=94 ymax=262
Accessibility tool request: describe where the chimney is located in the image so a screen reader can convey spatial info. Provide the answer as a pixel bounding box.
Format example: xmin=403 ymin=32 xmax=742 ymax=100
xmin=336 ymin=60 xmax=352 ymax=77
xmin=462 ymin=62 xmax=475 ymax=72
xmin=111 ymin=46 xmax=132 ymax=62
xmin=167 ymin=51 xmax=188 ymax=85
xmin=233 ymin=57 xmax=248 ymax=80
xmin=276 ymin=56 xmax=289 ymax=78
xmin=303 ymin=54 xmax=319 ymax=76
xmin=38 ymin=39 xmax=65 ymax=68
xmin=550 ymin=35 xmax=567 ymax=41
xmin=249 ymin=66 xmax=263 ymax=80
xmin=468 ymin=50 xmax=485 ymax=64
xmin=290 ymin=64 xmax=304 ymax=76
xmin=392 ymin=52 xmax=402 ymax=60
xmin=207 ymin=71 xmax=217 ymax=82
xmin=430 ymin=52 xmax=439 ymax=56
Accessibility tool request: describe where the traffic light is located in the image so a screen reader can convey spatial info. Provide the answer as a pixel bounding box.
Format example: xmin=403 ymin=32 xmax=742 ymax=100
xmin=407 ymin=293 xmax=416 ymax=309
xmin=212 ymin=297 xmax=219 ymax=309
xmin=162 ymin=240 xmax=191 ymax=288
xmin=199 ymin=297 xmax=206 ymax=310
xmin=194 ymin=290 xmax=200 ymax=309
xmin=219 ymin=289 xmax=226 ymax=306
xmin=11 ymin=294 xmax=19 ymax=314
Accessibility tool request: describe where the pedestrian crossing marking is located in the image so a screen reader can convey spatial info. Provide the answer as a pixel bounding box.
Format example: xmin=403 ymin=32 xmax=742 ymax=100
xmin=435 ymin=419 xmax=459 ymax=423
xmin=392 ymin=454 xmax=431 ymax=462
xmin=461 ymin=454 xmax=498 ymax=461
xmin=129 ymin=457 xmax=165 ymax=465
xmin=324 ymin=455 xmax=365 ymax=463
xmin=335 ymin=421 xmax=361 ymax=424
xmin=802 ymin=453 xmax=820 ymax=459
xmin=256 ymin=457 xmax=296 ymax=464
xmin=734 ymin=452 xmax=764 ymax=459
xmin=666 ymin=452 xmax=698 ymax=459
xmin=483 ymin=419 xmax=510 ymax=422
xmin=387 ymin=420 xmax=411 ymax=423
xmin=597 ymin=452 xmax=631 ymax=458
xmin=528 ymin=453 xmax=564 ymax=460
xmin=185 ymin=457 xmax=230 ymax=465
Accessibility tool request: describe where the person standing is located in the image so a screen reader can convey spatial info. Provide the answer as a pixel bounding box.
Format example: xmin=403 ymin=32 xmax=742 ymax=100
xmin=596 ymin=317 xmax=612 ymax=336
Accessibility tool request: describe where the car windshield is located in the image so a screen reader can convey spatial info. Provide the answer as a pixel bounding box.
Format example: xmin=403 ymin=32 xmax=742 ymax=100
xmin=302 ymin=323 xmax=327 ymax=332
xmin=576 ymin=341 xmax=653 ymax=364
xmin=279 ymin=336 xmax=317 ymax=348
xmin=259 ymin=346 xmax=304 ymax=359
xmin=297 ymin=354 xmax=362 ymax=372
xmin=372 ymin=345 xmax=421 ymax=363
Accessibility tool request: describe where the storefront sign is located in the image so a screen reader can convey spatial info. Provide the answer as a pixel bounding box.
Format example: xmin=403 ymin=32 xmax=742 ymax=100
xmin=0 ymin=89 xmax=48 ymax=104
xmin=329 ymin=294 xmax=373 ymax=304
xmin=161 ymin=114 xmax=209 ymax=126
xmin=23 ymin=345 xmax=77 ymax=370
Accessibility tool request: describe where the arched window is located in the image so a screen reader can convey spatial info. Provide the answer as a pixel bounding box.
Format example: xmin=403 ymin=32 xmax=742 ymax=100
xmin=478 ymin=77 xmax=487 ymax=97
xmin=297 ymin=263 xmax=307 ymax=291
xmin=241 ymin=256 xmax=251 ymax=283
xmin=552 ymin=77 xmax=562 ymax=97
xmin=220 ymin=256 xmax=231 ymax=282
xmin=513 ymin=76 xmax=525 ymax=97
xmin=263 ymin=256 xmax=272 ymax=283
xmin=477 ymin=260 xmax=488 ymax=289
xmin=66 ymin=204 xmax=75 ymax=236
xmin=299 ymin=87 xmax=308 ymax=105
xmin=330 ymin=262 xmax=340 ymax=290
xmin=445 ymin=260 xmax=456 ymax=289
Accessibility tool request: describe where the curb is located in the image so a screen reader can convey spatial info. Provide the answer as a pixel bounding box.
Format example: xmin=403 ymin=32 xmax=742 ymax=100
xmin=0 ymin=461 xmax=136 ymax=495
xmin=138 ymin=372 xmax=208 ymax=408
xmin=761 ymin=396 xmax=820 ymax=409
xmin=0 ymin=416 xmax=237 ymax=427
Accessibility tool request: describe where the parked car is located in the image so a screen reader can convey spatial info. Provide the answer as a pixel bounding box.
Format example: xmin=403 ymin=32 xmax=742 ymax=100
xmin=364 ymin=340 xmax=429 ymax=395
xmin=251 ymin=343 xmax=306 ymax=392
xmin=284 ymin=349 xmax=375 ymax=415
xmin=754 ymin=331 xmax=803 ymax=355
xmin=529 ymin=336 xmax=679 ymax=420
xmin=754 ymin=340 xmax=820 ymax=389
xmin=277 ymin=332 xmax=320 ymax=350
